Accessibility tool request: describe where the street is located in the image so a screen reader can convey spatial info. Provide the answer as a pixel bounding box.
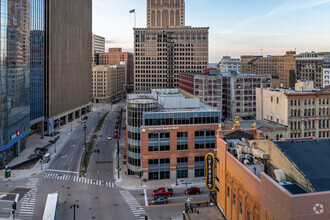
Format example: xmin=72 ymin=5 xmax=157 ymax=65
xmin=0 ymin=102 xmax=210 ymax=220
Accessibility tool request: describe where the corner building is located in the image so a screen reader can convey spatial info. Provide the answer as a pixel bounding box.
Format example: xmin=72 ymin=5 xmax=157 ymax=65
xmin=126 ymin=89 xmax=221 ymax=181
xmin=134 ymin=0 xmax=208 ymax=93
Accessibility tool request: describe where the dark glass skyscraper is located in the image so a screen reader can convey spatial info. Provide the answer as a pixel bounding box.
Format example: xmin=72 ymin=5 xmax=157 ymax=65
xmin=0 ymin=0 xmax=43 ymax=167
xmin=30 ymin=0 xmax=45 ymax=132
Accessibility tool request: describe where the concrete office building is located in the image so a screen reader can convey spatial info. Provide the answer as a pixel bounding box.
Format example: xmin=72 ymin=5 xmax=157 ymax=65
xmin=241 ymin=51 xmax=296 ymax=88
xmin=134 ymin=0 xmax=208 ymax=93
xmin=324 ymin=67 xmax=330 ymax=87
xmin=215 ymin=123 xmax=330 ymax=220
xmin=179 ymin=70 xmax=272 ymax=118
xmin=92 ymin=64 xmax=126 ymax=103
xmin=0 ymin=0 xmax=32 ymax=167
xmin=45 ymin=0 xmax=92 ymax=131
xmin=219 ymin=56 xmax=241 ymax=73
xmin=256 ymin=80 xmax=330 ymax=139
xmin=296 ymin=51 xmax=330 ymax=88
xmin=126 ymin=89 xmax=221 ymax=180
xmin=92 ymin=34 xmax=105 ymax=64
xmin=99 ymin=48 xmax=134 ymax=92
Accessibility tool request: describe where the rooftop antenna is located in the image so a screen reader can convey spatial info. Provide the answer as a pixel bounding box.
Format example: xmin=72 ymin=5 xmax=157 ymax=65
xmin=261 ymin=48 xmax=263 ymax=57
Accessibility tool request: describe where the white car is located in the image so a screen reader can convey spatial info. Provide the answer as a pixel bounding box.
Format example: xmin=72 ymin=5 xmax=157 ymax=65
xmin=108 ymin=136 xmax=112 ymax=140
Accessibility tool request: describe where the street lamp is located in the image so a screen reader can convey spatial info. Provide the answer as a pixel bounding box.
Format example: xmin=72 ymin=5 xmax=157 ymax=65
xmin=70 ymin=204 xmax=79 ymax=220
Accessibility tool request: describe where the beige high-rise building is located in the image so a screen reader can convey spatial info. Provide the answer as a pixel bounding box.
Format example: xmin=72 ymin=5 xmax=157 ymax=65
xmin=92 ymin=65 xmax=126 ymax=103
xmin=134 ymin=0 xmax=208 ymax=93
xmin=147 ymin=0 xmax=185 ymax=28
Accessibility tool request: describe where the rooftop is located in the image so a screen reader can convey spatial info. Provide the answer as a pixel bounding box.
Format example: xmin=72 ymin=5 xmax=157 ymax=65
xmin=275 ymin=139 xmax=330 ymax=192
xmin=264 ymin=85 xmax=330 ymax=95
xmin=180 ymin=71 xmax=271 ymax=78
xmin=224 ymin=119 xmax=287 ymax=131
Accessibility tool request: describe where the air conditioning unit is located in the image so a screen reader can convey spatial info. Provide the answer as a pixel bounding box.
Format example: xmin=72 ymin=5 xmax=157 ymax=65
xmin=274 ymin=169 xmax=286 ymax=182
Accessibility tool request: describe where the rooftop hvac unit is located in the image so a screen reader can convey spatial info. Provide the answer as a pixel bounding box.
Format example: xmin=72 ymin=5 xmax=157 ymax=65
xmin=274 ymin=169 xmax=286 ymax=182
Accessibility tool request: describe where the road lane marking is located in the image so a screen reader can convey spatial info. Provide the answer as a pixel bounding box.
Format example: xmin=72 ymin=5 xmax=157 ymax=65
xmin=112 ymin=183 xmax=114 ymax=188
xmin=46 ymin=169 xmax=79 ymax=174
xmin=144 ymin=189 xmax=148 ymax=207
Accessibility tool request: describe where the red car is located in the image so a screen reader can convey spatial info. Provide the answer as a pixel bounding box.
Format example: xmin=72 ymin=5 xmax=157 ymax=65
xmin=185 ymin=187 xmax=201 ymax=195
xmin=153 ymin=187 xmax=173 ymax=197
xmin=113 ymin=131 xmax=118 ymax=138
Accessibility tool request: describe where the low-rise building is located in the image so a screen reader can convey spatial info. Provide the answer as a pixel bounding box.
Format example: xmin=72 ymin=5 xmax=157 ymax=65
xmin=256 ymin=80 xmax=330 ymax=138
xmin=126 ymin=89 xmax=221 ymax=181
xmin=218 ymin=56 xmax=241 ymax=73
xmin=179 ymin=71 xmax=272 ymax=118
xmin=92 ymin=64 xmax=126 ymax=103
xmin=215 ymin=123 xmax=330 ymax=220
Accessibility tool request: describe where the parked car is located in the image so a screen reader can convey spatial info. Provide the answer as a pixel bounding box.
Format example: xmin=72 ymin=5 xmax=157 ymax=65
xmin=107 ymin=136 xmax=112 ymax=140
xmin=113 ymin=131 xmax=118 ymax=138
xmin=185 ymin=187 xmax=201 ymax=195
xmin=153 ymin=187 xmax=173 ymax=197
xmin=150 ymin=196 xmax=168 ymax=205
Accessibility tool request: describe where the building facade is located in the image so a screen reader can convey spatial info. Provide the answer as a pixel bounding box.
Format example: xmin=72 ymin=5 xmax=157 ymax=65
xmin=256 ymin=81 xmax=330 ymax=139
xmin=147 ymin=0 xmax=185 ymax=28
xmin=45 ymin=0 xmax=92 ymax=131
xmin=179 ymin=71 xmax=272 ymax=118
xmin=92 ymin=34 xmax=105 ymax=64
xmin=215 ymin=124 xmax=330 ymax=220
xmin=219 ymin=56 xmax=241 ymax=73
xmin=241 ymin=51 xmax=296 ymax=88
xmin=134 ymin=0 xmax=208 ymax=93
xmin=0 ymin=0 xmax=32 ymax=167
xmin=324 ymin=67 xmax=330 ymax=87
xmin=92 ymin=64 xmax=126 ymax=103
xmin=30 ymin=0 xmax=46 ymax=135
xmin=98 ymin=48 xmax=134 ymax=90
xmin=296 ymin=52 xmax=330 ymax=88
xmin=126 ymin=90 xmax=221 ymax=181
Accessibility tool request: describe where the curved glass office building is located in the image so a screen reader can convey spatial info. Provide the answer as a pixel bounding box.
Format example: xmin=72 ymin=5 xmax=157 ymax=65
xmin=127 ymin=97 xmax=158 ymax=175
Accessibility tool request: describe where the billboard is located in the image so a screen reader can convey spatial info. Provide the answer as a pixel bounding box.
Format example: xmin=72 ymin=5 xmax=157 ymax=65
xmin=205 ymin=153 xmax=215 ymax=191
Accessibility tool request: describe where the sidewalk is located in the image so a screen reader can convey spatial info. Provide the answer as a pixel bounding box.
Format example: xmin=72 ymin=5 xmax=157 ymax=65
xmin=113 ymin=114 xmax=206 ymax=190
xmin=0 ymin=115 xmax=84 ymax=182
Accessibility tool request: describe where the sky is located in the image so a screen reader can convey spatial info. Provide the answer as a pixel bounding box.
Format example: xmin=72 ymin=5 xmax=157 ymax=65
xmin=93 ymin=0 xmax=330 ymax=63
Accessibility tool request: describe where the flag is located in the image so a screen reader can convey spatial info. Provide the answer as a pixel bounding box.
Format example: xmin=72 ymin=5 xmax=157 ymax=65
xmin=129 ymin=9 xmax=135 ymax=13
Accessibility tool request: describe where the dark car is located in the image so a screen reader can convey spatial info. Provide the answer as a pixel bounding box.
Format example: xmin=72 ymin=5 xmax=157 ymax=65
xmin=151 ymin=196 xmax=168 ymax=205
xmin=185 ymin=187 xmax=201 ymax=195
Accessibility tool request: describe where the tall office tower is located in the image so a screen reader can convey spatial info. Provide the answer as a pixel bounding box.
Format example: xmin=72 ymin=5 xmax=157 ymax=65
xmin=296 ymin=52 xmax=330 ymax=88
xmin=241 ymin=51 xmax=296 ymax=88
xmin=0 ymin=0 xmax=32 ymax=167
xmin=30 ymin=0 xmax=46 ymax=136
xmin=45 ymin=0 xmax=92 ymax=132
xmin=92 ymin=34 xmax=105 ymax=64
xmin=147 ymin=0 xmax=185 ymax=28
xmin=134 ymin=0 xmax=208 ymax=93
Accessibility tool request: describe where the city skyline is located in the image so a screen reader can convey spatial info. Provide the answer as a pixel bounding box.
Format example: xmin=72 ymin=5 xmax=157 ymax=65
xmin=93 ymin=0 xmax=330 ymax=62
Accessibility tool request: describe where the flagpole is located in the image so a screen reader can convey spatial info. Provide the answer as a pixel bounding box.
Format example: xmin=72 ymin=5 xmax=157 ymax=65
xmin=134 ymin=11 xmax=136 ymax=28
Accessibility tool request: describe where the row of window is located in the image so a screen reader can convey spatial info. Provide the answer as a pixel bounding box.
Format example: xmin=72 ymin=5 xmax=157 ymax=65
xmin=227 ymin=187 xmax=251 ymax=220
xmin=290 ymin=99 xmax=329 ymax=106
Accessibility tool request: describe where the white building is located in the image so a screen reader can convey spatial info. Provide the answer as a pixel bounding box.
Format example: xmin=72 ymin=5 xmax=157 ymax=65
xmin=92 ymin=34 xmax=105 ymax=64
xmin=324 ymin=68 xmax=330 ymax=87
xmin=218 ymin=56 xmax=241 ymax=73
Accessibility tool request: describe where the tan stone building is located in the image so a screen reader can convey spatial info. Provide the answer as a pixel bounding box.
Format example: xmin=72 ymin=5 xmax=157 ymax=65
xmin=147 ymin=0 xmax=185 ymax=28
xmin=98 ymin=48 xmax=134 ymax=87
xmin=92 ymin=65 xmax=126 ymax=103
xmin=256 ymin=81 xmax=330 ymax=139
xmin=45 ymin=0 xmax=92 ymax=130
xmin=241 ymin=51 xmax=296 ymax=88
xmin=134 ymin=0 xmax=208 ymax=93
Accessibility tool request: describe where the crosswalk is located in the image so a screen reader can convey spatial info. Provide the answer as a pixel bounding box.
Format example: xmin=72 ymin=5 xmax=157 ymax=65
xmin=43 ymin=172 xmax=115 ymax=188
xmin=120 ymin=190 xmax=151 ymax=220
xmin=17 ymin=178 xmax=38 ymax=220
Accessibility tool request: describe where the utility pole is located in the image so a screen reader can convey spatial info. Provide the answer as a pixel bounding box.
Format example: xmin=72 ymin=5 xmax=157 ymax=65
xmin=70 ymin=204 xmax=79 ymax=220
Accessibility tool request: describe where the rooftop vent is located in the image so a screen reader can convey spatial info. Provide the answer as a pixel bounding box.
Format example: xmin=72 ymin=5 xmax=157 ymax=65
xmin=274 ymin=169 xmax=286 ymax=182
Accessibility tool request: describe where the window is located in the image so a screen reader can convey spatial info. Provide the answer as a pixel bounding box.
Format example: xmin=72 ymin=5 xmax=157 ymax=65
xmin=233 ymin=194 xmax=236 ymax=206
xmin=227 ymin=187 xmax=230 ymax=198
xmin=247 ymin=211 xmax=250 ymax=220
xmin=195 ymin=129 xmax=215 ymax=149
xmin=195 ymin=156 xmax=205 ymax=177
xmin=240 ymin=202 xmax=243 ymax=215
xmin=148 ymin=131 xmax=170 ymax=152
xmin=148 ymin=158 xmax=170 ymax=180
xmin=177 ymin=131 xmax=188 ymax=151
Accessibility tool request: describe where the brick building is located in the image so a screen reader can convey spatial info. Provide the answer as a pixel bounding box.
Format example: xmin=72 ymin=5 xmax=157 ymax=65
xmin=179 ymin=71 xmax=272 ymax=118
xmin=98 ymin=48 xmax=134 ymax=90
xmin=296 ymin=51 xmax=330 ymax=88
xmin=241 ymin=51 xmax=296 ymax=88
xmin=256 ymin=80 xmax=330 ymax=138
xmin=215 ymin=122 xmax=330 ymax=220
xmin=126 ymin=89 xmax=221 ymax=181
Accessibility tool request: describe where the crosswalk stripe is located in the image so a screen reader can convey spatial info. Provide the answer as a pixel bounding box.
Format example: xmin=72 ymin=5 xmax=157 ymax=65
xmin=112 ymin=183 xmax=114 ymax=188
